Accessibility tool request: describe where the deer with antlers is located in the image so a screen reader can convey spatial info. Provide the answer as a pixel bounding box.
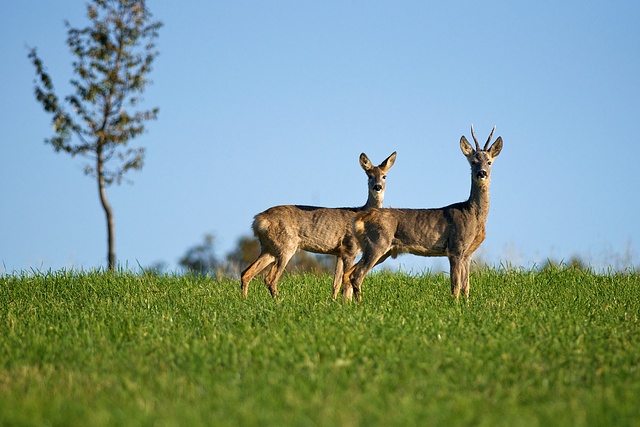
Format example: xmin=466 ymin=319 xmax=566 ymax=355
xmin=241 ymin=151 xmax=396 ymax=299
xmin=342 ymin=126 xmax=503 ymax=301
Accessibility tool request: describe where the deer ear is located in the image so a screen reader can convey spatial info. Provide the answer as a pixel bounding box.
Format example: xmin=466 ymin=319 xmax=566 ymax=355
xmin=360 ymin=153 xmax=373 ymax=171
xmin=460 ymin=136 xmax=474 ymax=156
xmin=488 ymin=137 xmax=503 ymax=158
xmin=379 ymin=151 xmax=396 ymax=172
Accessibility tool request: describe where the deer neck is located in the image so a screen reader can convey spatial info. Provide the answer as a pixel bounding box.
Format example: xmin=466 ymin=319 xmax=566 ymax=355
xmin=468 ymin=178 xmax=490 ymax=219
xmin=363 ymin=191 xmax=384 ymax=209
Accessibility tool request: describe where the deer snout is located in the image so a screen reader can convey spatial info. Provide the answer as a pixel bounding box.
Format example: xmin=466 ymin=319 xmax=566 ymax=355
xmin=373 ymin=184 xmax=383 ymax=192
xmin=476 ymin=170 xmax=488 ymax=180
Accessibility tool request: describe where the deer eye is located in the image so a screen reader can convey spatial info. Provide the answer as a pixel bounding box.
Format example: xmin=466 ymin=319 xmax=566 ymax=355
xmin=488 ymin=161 xmax=492 ymax=165
xmin=382 ymin=175 xmax=387 ymax=179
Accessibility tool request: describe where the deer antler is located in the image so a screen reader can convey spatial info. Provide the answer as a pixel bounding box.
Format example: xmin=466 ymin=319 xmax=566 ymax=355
xmin=470 ymin=124 xmax=480 ymax=152
xmin=484 ymin=126 xmax=496 ymax=151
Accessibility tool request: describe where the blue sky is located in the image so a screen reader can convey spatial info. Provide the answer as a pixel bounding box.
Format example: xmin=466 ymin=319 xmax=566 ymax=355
xmin=1 ymin=1 xmax=639 ymax=274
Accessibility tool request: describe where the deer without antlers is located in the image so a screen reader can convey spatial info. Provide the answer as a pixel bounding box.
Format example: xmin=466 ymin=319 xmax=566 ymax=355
xmin=343 ymin=126 xmax=503 ymax=301
xmin=241 ymin=151 xmax=396 ymax=299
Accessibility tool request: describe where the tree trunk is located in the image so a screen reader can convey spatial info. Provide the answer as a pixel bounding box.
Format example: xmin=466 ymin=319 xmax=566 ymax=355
xmin=97 ymin=147 xmax=116 ymax=271
xmin=99 ymin=178 xmax=116 ymax=271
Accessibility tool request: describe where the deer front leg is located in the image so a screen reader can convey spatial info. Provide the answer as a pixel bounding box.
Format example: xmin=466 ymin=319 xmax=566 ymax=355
xmin=460 ymin=256 xmax=472 ymax=299
xmin=334 ymin=254 xmax=357 ymax=300
xmin=448 ymin=255 xmax=463 ymax=299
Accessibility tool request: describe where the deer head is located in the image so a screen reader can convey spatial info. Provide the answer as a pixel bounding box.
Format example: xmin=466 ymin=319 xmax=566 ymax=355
xmin=460 ymin=125 xmax=503 ymax=185
xmin=360 ymin=151 xmax=396 ymax=205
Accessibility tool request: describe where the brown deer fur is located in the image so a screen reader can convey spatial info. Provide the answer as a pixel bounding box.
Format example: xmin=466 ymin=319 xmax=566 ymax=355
xmin=241 ymin=152 xmax=396 ymax=298
xmin=343 ymin=126 xmax=503 ymax=301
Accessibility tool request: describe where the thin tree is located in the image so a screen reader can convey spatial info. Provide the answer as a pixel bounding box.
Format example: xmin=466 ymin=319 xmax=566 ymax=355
xmin=29 ymin=0 xmax=162 ymax=270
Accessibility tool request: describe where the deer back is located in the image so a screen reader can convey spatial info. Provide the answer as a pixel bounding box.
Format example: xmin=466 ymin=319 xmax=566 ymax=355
xmin=354 ymin=203 xmax=485 ymax=257
xmin=255 ymin=205 xmax=361 ymax=255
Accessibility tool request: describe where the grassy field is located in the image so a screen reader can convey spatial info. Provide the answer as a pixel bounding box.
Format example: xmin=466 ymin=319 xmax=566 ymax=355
xmin=0 ymin=267 xmax=639 ymax=426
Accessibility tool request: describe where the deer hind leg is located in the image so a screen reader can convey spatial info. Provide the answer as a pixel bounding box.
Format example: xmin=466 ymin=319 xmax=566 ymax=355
xmin=240 ymin=252 xmax=276 ymax=298
xmin=332 ymin=257 xmax=344 ymax=300
xmin=264 ymin=248 xmax=296 ymax=299
xmin=333 ymin=254 xmax=357 ymax=300
xmin=349 ymin=248 xmax=391 ymax=302
xmin=342 ymin=264 xmax=356 ymax=301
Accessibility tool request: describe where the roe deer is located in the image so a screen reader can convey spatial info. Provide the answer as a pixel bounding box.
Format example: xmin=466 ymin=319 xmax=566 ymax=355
xmin=343 ymin=126 xmax=503 ymax=301
xmin=241 ymin=151 xmax=397 ymax=299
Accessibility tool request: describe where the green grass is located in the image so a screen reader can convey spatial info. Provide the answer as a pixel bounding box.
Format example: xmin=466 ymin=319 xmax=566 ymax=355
xmin=0 ymin=267 xmax=639 ymax=426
